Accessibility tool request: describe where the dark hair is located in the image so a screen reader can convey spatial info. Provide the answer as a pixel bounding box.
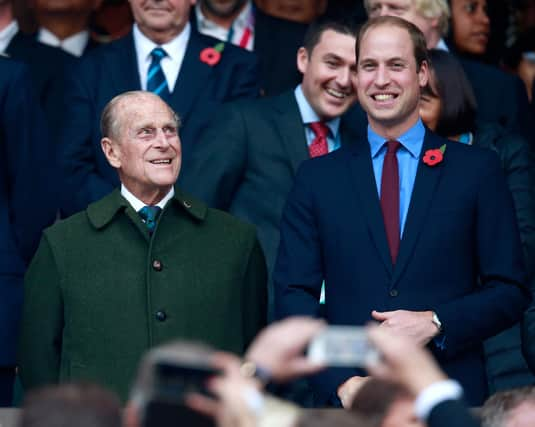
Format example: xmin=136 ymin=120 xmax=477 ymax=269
xmin=18 ymin=383 xmax=121 ymax=427
xmin=481 ymin=386 xmax=535 ymax=427
xmin=427 ymin=49 xmax=477 ymax=136
xmin=302 ymin=15 xmax=361 ymax=55
xmin=356 ymin=16 xmax=429 ymax=68
xmin=350 ymin=378 xmax=413 ymax=425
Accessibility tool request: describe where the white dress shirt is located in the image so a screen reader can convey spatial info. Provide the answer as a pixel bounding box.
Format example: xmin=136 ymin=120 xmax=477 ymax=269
xmin=415 ymin=379 xmax=464 ymax=421
xmin=0 ymin=21 xmax=19 ymax=53
xmin=133 ymin=23 xmax=190 ymax=92
xmin=120 ymin=184 xmax=174 ymax=212
xmin=38 ymin=27 xmax=89 ymax=57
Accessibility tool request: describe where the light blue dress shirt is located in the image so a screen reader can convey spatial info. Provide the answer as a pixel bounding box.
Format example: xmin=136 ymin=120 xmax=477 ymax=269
xmin=294 ymin=85 xmax=341 ymax=153
xmin=368 ymin=119 xmax=425 ymax=236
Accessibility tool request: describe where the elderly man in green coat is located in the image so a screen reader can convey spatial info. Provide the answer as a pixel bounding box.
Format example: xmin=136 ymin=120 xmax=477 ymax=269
xmin=18 ymin=91 xmax=268 ymax=401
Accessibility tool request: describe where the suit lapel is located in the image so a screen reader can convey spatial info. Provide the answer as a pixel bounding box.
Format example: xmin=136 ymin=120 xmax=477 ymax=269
xmin=392 ymin=131 xmax=445 ymax=285
xmin=347 ymin=143 xmax=393 ymax=275
xmin=169 ymin=32 xmax=213 ymax=125
xmin=109 ymin=33 xmax=141 ymax=94
xmin=271 ymin=92 xmax=309 ymax=174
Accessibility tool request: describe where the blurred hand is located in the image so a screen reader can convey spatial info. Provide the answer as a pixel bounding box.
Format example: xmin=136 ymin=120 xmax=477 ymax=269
xmin=337 ymin=375 xmax=370 ymax=408
xmin=365 ymin=325 xmax=447 ymax=396
xmin=371 ymin=310 xmax=439 ymax=346
xmin=245 ymin=316 xmax=327 ymax=382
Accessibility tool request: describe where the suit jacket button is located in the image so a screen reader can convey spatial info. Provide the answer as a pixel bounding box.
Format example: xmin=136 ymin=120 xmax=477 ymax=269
xmin=389 ymin=289 xmax=399 ymax=297
xmin=152 ymin=259 xmax=163 ymax=271
xmin=155 ymin=310 xmax=167 ymax=322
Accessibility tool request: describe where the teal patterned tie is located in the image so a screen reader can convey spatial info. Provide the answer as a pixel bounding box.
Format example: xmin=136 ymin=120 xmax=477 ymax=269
xmin=147 ymin=47 xmax=170 ymax=100
xmin=138 ymin=206 xmax=162 ymax=234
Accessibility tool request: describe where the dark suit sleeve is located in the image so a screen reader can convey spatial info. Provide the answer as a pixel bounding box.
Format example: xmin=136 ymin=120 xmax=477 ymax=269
xmin=434 ymin=152 xmax=529 ymax=356
xmin=427 ymin=400 xmax=481 ymax=427
xmin=179 ymin=102 xmax=248 ymax=209
xmin=58 ymin=60 xmax=114 ymax=216
xmin=241 ymin=237 xmax=268 ymax=348
xmin=522 ymin=292 xmax=535 ymax=374
xmin=19 ymin=234 xmax=64 ymax=389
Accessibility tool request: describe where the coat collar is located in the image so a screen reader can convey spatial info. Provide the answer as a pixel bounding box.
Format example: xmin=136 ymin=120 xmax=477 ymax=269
xmin=87 ymin=187 xmax=207 ymax=230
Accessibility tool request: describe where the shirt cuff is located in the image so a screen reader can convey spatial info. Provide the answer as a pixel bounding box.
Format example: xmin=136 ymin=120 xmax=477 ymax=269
xmin=414 ymin=379 xmax=463 ymax=421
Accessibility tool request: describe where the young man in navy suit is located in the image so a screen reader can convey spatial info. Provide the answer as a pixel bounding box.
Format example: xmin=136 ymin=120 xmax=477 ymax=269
xmin=58 ymin=0 xmax=260 ymax=217
xmin=274 ymin=16 xmax=529 ymax=407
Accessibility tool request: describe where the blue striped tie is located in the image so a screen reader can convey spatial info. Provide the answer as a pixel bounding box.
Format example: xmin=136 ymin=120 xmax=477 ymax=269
xmin=147 ymin=47 xmax=170 ymax=100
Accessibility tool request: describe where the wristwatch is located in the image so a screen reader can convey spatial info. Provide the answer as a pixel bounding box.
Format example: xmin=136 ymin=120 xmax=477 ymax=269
xmin=432 ymin=311 xmax=442 ymax=332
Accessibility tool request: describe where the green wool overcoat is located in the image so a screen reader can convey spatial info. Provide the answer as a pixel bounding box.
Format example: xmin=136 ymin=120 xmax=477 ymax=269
xmin=19 ymin=188 xmax=267 ymax=400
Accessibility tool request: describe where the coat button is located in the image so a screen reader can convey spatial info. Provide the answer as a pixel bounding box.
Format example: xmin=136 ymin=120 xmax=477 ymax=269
xmin=389 ymin=289 xmax=399 ymax=297
xmin=152 ymin=259 xmax=163 ymax=271
xmin=155 ymin=311 xmax=167 ymax=322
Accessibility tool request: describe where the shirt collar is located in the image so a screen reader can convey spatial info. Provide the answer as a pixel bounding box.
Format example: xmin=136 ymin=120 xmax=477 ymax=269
xmin=435 ymin=38 xmax=449 ymax=52
xmin=38 ymin=27 xmax=89 ymax=57
xmin=120 ymin=184 xmax=175 ymax=212
xmin=294 ymin=84 xmax=341 ymax=138
xmin=0 ymin=21 xmax=19 ymax=53
xmin=368 ymin=119 xmax=425 ymax=158
xmin=133 ymin=22 xmax=191 ymax=64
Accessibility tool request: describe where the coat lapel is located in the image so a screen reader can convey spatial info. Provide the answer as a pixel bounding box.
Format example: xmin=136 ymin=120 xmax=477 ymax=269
xmin=270 ymin=92 xmax=309 ymax=174
xmin=392 ymin=131 xmax=445 ymax=285
xmin=109 ymin=33 xmax=141 ymax=94
xmin=169 ymin=32 xmax=213 ymax=126
xmin=347 ymin=142 xmax=393 ymax=275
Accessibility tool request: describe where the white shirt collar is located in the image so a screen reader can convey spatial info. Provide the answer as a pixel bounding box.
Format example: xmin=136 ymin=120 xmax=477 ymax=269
xmin=195 ymin=1 xmax=254 ymax=50
xmin=0 ymin=21 xmax=19 ymax=53
xmin=132 ymin=23 xmax=190 ymax=92
xmin=38 ymin=27 xmax=89 ymax=57
xmin=121 ymin=184 xmax=175 ymax=212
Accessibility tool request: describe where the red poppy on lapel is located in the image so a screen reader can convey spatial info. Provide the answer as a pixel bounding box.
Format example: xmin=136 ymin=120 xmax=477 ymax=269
xmin=423 ymin=144 xmax=447 ymax=166
xmin=200 ymin=42 xmax=225 ymax=66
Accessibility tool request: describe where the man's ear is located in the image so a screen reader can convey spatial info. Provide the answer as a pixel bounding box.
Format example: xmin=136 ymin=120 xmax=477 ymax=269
xmin=297 ymin=46 xmax=309 ymax=75
xmin=418 ymin=60 xmax=429 ymax=88
xmin=101 ymin=137 xmax=121 ymax=169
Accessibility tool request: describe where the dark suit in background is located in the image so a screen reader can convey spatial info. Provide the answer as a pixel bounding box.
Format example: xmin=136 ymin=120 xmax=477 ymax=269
xmin=0 ymin=58 xmax=56 ymax=405
xmin=274 ymin=131 xmax=529 ymax=406
xmin=58 ymin=30 xmax=259 ymax=217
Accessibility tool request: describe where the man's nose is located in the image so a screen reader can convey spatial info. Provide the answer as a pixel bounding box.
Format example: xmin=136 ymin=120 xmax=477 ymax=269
xmin=336 ymin=67 xmax=352 ymax=87
xmin=153 ymin=129 xmax=170 ymax=147
xmin=374 ymin=65 xmax=390 ymax=86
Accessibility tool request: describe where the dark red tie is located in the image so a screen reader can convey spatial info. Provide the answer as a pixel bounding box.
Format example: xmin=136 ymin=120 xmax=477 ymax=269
xmin=309 ymin=122 xmax=329 ymax=158
xmin=380 ymin=140 xmax=401 ymax=264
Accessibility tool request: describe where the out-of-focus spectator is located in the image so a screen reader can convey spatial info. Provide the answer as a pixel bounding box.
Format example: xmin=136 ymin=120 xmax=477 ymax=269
xmin=0 ymin=57 xmax=57 ymax=406
xmin=351 ymin=378 xmax=423 ymax=427
xmin=254 ymin=0 xmax=326 ymax=23
xmin=90 ymin=0 xmax=132 ymax=42
xmin=58 ymin=0 xmax=260 ymax=217
xmin=31 ymin=0 xmax=103 ymax=57
xmin=192 ymin=0 xmax=308 ymax=96
xmin=502 ymin=28 xmax=535 ymax=102
xmin=448 ymin=0 xmax=490 ymax=57
xmin=419 ymin=48 xmax=535 ymax=394
xmin=19 ymin=91 xmax=267 ymax=401
xmin=512 ymin=0 xmax=535 ymax=35
xmin=18 ymin=383 xmax=121 ymax=427
xmin=480 ymin=386 xmax=535 ymax=427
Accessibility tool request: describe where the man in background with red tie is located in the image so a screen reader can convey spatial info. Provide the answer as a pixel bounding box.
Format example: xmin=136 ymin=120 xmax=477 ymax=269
xmin=179 ymin=16 xmax=365 ymax=321
xmin=273 ymin=16 xmax=530 ymax=408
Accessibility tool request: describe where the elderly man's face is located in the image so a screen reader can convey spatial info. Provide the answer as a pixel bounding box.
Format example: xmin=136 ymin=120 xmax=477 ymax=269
xmin=356 ymin=23 xmax=428 ymax=137
xmin=297 ymin=29 xmax=358 ymax=122
xmin=105 ymin=94 xmax=181 ymax=201
xmin=366 ymin=0 xmax=439 ymax=48
xmin=129 ymin=0 xmax=195 ymax=42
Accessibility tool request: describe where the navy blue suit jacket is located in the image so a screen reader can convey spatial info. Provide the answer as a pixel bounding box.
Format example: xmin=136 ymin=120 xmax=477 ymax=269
xmin=0 ymin=58 xmax=56 ymax=365
xmin=274 ymin=130 xmax=529 ymax=406
xmin=59 ymin=29 xmax=260 ymax=216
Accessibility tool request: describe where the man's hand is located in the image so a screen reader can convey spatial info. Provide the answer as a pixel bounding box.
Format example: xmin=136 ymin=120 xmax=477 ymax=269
xmin=337 ymin=375 xmax=370 ymax=408
xmin=245 ymin=316 xmax=327 ymax=383
xmin=371 ymin=310 xmax=440 ymax=346
xmin=365 ymin=325 xmax=447 ymax=396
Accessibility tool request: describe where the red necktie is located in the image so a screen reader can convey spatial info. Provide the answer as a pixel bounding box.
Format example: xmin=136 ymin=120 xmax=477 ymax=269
xmin=380 ymin=140 xmax=401 ymax=264
xmin=309 ymin=122 xmax=329 ymax=158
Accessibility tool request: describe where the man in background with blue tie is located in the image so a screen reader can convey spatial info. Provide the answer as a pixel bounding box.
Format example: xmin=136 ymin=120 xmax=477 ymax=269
xmin=274 ymin=16 xmax=530 ymax=408
xmin=19 ymin=91 xmax=267 ymax=401
xmin=58 ymin=0 xmax=260 ymax=217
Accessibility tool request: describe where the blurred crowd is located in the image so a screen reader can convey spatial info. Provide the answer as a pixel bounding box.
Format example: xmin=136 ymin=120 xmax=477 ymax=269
xmin=2 ymin=1 xmax=535 ymax=427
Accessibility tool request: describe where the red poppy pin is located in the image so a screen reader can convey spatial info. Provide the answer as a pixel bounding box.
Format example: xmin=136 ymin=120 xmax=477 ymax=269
xmin=423 ymin=144 xmax=446 ymax=166
xmin=200 ymin=42 xmax=225 ymax=66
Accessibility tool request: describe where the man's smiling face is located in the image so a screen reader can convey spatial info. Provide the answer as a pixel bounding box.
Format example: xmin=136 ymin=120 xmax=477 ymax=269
xmin=297 ymin=29 xmax=358 ymax=121
xmin=356 ymin=23 xmax=428 ymax=136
